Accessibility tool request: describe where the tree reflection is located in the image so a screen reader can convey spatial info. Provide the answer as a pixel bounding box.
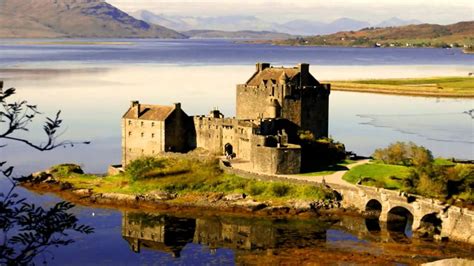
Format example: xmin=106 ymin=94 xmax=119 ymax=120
xmin=0 ymin=82 xmax=93 ymax=265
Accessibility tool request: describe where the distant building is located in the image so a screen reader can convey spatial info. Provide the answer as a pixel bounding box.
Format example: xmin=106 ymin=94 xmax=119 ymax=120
xmin=121 ymin=63 xmax=331 ymax=174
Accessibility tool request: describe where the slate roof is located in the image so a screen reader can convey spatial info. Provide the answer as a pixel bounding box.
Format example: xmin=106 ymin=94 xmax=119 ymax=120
xmin=246 ymin=67 xmax=300 ymax=86
xmin=123 ymin=104 xmax=174 ymax=121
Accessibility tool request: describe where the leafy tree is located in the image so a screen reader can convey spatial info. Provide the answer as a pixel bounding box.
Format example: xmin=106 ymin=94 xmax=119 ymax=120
xmin=0 ymin=82 xmax=93 ymax=265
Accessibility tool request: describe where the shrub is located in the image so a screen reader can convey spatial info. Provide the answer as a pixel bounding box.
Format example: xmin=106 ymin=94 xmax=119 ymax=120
xmin=372 ymin=141 xmax=433 ymax=167
xmin=271 ymin=183 xmax=291 ymax=197
xmin=49 ymin=163 xmax=84 ymax=177
xmin=125 ymin=157 xmax=165 ymax=182
xmin=247 ymin=182 xmax=267 ymax=196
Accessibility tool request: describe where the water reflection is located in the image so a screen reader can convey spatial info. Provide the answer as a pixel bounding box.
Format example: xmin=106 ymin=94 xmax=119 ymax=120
xmin=121 ymin=212 xmax=332 ymax=261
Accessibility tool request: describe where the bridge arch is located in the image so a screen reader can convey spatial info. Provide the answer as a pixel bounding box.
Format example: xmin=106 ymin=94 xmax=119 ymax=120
xmin=416 ymin=212 xmax=442 ymax=239
xmin=365 ymin=199 xmax=382 ymax=233
xmin=387 ymin=206 xmax=414 ymax=242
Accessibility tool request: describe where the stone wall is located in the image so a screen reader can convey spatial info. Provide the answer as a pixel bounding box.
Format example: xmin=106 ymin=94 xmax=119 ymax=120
xmin=300 ymin=85 xmax=330 ymax=138
xmin=250 ymin=140 xmax=301 ymax=175
xmin=121 ymin=118 xmax=165 ymax=166
xmin=236 ymin=84 xmax=269 ymax=119
xmin=164 ymin=107 xmax=193 ymax=152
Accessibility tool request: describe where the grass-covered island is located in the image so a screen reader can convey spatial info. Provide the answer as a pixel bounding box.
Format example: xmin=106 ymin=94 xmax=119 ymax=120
xmin=328 ymin=77 xmax=474 ymax=97
xmin=343 ymin=142 xmax=474 ymax=209
xmin=23 ymin=153 xmax=341 ymax=216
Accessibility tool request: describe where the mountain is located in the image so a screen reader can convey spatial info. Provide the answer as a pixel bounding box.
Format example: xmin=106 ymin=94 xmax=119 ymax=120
xmin=376 ymin=17 xmax=422 ymax=27
xmin=131 ymin=11 xmax=281 ymax=32
xmin=183 ymin=30 xmax=293 ymax=40
xmin=132 ymin=11 xmax=375 ymax=35
xmin=272 ymin=21 xmax=474 ymax=48
xmin=0 ymin=0 xmax=186 ymax=38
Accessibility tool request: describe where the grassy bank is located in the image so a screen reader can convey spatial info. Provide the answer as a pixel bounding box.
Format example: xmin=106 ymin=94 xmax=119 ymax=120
xmin=342 ymin=163 xmax=411 ymax=189
xmin=328 ymin=77 xmax=474 ymax=97
xmin=49 ymin=157 xmax=336 ymax=203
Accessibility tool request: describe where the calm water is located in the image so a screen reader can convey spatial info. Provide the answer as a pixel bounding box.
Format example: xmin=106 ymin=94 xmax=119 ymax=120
xmin=1 ymin=39 xmax=473 ymax=264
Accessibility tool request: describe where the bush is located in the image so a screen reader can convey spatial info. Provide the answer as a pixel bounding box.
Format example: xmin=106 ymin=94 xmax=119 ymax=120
xmin=49 ymin=163 xmax=84 ymax=177
xmin=271 ymin=183 xmax=291 ymax=197
xmin=247 ymin=182 xmax=267 ymax=196
xmin=372 ymin=141 xmax=433 ymax=167
xmin=125 ymin=157 xmax=165 ymax=182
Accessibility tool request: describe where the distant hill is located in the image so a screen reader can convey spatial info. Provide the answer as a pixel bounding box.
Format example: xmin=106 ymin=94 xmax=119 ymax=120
xmin=132 ymin=10 xmax=410 ymax=36
xmin=272 ymin=21 xmax=474 ymax=48
xmin=0 ymin=0 xmax=186 ymax=38
xmin=183 ymin=30 xmax=293 ymax=40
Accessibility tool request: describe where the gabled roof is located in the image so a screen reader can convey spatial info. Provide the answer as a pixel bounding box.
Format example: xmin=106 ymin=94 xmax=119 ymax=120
xmin=246 ymin=67 xmax=299 ymax=86
xmin=123 ymin=104 xmax=175 ymax=121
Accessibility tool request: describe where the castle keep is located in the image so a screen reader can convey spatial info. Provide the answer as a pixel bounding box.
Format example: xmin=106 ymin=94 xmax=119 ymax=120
xmin=122 ymin=63 xmax=330 ymax=174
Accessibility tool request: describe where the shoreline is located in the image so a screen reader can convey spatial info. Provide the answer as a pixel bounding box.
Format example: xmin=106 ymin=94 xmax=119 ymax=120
xmin=21 ymin=175 xmax=346 ymax=220
xmin=330 ymin=85 xmax=474 ymax=98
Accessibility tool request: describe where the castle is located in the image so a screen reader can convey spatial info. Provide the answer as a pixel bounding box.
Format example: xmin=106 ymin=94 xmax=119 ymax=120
xmin=121 ymin=63 xmax=330 ymax=174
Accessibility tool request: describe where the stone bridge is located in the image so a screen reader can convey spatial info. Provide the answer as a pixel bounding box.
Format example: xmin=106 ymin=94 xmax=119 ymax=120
xmin=331 ymin=183 xmax=474 ymax=244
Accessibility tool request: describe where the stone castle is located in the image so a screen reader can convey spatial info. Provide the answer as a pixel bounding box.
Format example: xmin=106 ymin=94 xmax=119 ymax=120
xmin=121 ymin=63 xmax=330 ymax=174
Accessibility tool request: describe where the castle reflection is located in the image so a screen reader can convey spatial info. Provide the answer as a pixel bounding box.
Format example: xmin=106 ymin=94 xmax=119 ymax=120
xmin=121 ymin=212 xmax=330 ymax=259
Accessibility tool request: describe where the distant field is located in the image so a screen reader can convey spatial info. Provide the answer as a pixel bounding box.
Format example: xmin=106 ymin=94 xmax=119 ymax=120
xmin=17 ymin=41 xmax=134 ymax=46
xmin=328 ymin=77 xmax=474 ymax=97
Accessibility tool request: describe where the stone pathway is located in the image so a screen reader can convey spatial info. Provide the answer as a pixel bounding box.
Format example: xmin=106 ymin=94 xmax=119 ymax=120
xmin=229 ymin=158 xmax=370 ymax=186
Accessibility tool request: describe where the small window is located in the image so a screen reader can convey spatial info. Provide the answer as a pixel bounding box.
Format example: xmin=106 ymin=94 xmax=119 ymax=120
xmin=151 ymin=122 xmax=155 ymax=127
xmin=129 ymin=148 xmax=132 ymax=152
xmin=152 ymin=150 xmax=155 ymax=154
xmin=151 ymin=133 xmax=155 ymax=138
xmin=128 ymin=131 xmax=132 ymax=136
xmin=128 ymin=120 xmax=131 ymax=125
xmin=141 ymin=149 xmax=144 ymax=153
xmin=141 ymin=132 xmax=144 ymax=137
xmin=141 ymin=121 xmax=144 ymax=127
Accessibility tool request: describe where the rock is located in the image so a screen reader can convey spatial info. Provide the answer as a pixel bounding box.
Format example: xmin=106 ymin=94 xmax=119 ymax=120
xmin=59 ymin=182 xmax=73 ymax=191
xmin=72 ymin=188 xmax=92 ymax=197
xmin=144 ymin=190 xmax=176 ymax=201
xmin=224 ymin=193 xmax=246 ymax=201
xmin=422 ymin=258 xmax=474 ymax=266
xmin=101 ymin=193 xmax=137 ymax=203
xmin=207 ymin=192 xmax=224 ymax=202
xmin=28 ymin=171 xmax=53 ymax=183
xmin=232 ymin=199 xmax=267 ymax=211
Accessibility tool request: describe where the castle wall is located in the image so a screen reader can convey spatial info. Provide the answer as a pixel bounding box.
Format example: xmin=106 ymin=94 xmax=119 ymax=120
xmin=122 ymin=118 xmax=165 ymax=166
xmin=164 ymin=108 xmax=192 ymax=152
xmin=250 ymin=137 xmax=301 ymax=174
xmin=300 ymin=85 xmax=330 ymax=138
xmin=236 ymin=84 xmax=268 ymax=119
xmin=281 ymin=97 xmax=302 ymax=127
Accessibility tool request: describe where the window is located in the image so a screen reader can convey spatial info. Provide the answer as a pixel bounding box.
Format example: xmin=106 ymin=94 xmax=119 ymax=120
xmin=141 ymin=132 xmax=144 ymax=137
xmin=151 ymin=133 xmax=155 ymax=138
xmin=151 ymin=122 xmax=155 ymax=127
xmin=128 ymin=131 xmax=132 ymax=136
xmin=128 ymin=120 xmax=131 ymax=125
xmin=141 ymin=121 xmax=144 ymax=127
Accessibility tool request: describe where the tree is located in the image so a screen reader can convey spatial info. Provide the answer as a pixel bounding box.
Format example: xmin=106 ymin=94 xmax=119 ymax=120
xmin=0 ymin=81 xmax=93 ymax=265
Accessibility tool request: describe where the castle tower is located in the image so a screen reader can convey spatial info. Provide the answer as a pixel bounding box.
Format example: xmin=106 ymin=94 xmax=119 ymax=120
xmin=236 ymin=63 xmax=330 ymax=138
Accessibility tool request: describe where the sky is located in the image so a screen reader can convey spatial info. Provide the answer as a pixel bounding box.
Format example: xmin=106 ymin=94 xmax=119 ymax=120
xmin=107 ymin=0 xmax=474 ymax=24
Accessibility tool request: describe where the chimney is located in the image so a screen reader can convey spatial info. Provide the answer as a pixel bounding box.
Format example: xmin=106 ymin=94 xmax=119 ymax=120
xmin=298 ymin=63 xmax=309 ymax=87
xmin=256 ymin=62 xmax=270 ymax=72
xmin=131 ymin=100 xmax=140 ymax=117
xmin=174 ymin=102 xmax=181 ymax=110
xmin=0 ymin=80 xmax=3 ymax=89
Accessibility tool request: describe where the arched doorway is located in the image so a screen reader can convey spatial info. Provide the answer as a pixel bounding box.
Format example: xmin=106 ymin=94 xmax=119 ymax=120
xmin=365 ymin=199 xmax=382 ymax=233
xmin=387 ymin=206 xmax=414 ymax=242
xmin=224 ymin=143 xmax=233 ymax=158
xmin=416 ymin=213 xmax=442 ymax=239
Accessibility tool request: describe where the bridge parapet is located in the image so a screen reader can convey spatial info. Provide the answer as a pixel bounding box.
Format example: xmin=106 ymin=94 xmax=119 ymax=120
xmin=328 ymin=183 xmax=474 ymax=244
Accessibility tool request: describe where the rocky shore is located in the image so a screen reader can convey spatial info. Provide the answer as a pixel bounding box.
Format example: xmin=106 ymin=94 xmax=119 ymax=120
xmin=21 ymin=169 xmax=346 ymax=218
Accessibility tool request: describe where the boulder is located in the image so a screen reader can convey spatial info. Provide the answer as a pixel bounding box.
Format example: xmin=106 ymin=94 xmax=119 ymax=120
xmin=224 ymin=193 xmax=246 ymax=201
xmin=72 ymin=188 xmax=92 ymax=197
xmin=144 ymin=190 xmax=176 ymax=201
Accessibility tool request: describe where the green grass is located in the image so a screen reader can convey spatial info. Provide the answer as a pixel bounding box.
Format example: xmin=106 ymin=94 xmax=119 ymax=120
xmin=342 ymin=163 xmax=412 ymax=189
xmin=53 ymin=157 xmax=335 ymax=202
xmin=433 ymin=158 xmax=456 ymax=166
xmin=328 ymin=77 xmax=474 ymax=97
